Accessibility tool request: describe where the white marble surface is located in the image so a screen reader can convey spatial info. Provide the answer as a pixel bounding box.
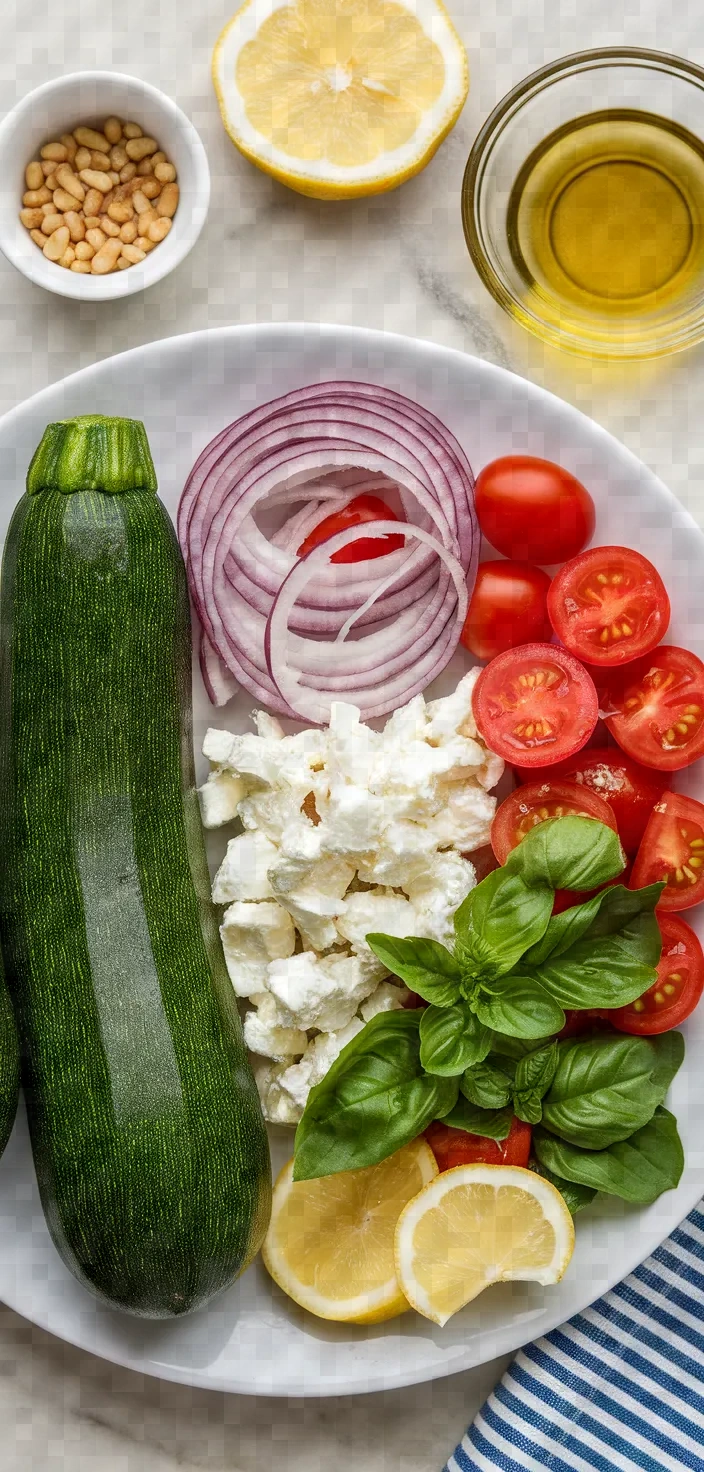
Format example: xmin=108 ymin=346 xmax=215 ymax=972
xmin=2 ymin=0 xmax=704 ymax=1466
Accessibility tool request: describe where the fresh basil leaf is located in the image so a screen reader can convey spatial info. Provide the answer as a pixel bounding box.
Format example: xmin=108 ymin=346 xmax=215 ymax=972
xmin=515 ymin=1041 xmax=559 ymax=1098
xmin=365 ymin=934 xmax=461 ymax=1006
xmin=541 ymin=1032 xmax=682 ymax=1150
xmin=474 ymin=973 xmax=565 ymax=1039
xmin=454 ymin=868 xmax=553 ymax=980
xmin=504 ymin=815 xmax=625 ymax=892
xmin=522 ymin=883 xmax=663 ymax=970
xmin=529 ymin=1157 xmax=597 ymax=1215
xmin=489 ymin=1035 xmax=542 ymax=1062
xmin=461 ymin=1058 xmax=514 ymax=1109
xmin=514 ymin=1091 xmax=544 ymax=1124
xmin=419 ymin=1002 xmax=492 ymax=1076
xmin=293 ymin=1011 xmax=458 ymax=1180
xmin=532 ymin=910 xmax=662 ymax=1010
xmin=441 ymin=1096 xmax=514 ymax=1140
xmin=533 ymin=1108 xmax=684 ymax=1204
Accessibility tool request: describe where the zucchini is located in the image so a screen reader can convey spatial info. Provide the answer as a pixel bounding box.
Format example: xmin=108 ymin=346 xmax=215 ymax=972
xmin=0 ymin=415 xmax=271 ymax=1317
xmin=0 ymin=959 xmax=19 ymax=1158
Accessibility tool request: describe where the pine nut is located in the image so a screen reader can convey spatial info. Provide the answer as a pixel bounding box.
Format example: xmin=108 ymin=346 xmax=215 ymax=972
xmin=156 ymin=183 xmax=179 ymax=218
xmin=79 ymin=169 xmax=112 ymax=193
xmin=41 ymin=161 xmax=56 ymax=176
xmin=41 ymin=202 xmax=56 ymax=216
xmin=73 ymin=126 xmax=110 ymax=153
xmin=91 ymin=236 xmax=122 ymax=273
xmin=74 ymin=240 xmax=94 ymax=260
xmin=119 ymin=162 xmax=137 ymax=183
xmin=60 ymin=246 xmax=76 ymax=267
xmin=19 ymin=207 xmax=43 ymax=229
xmin=41 ymin=213 xmax=64 ymax=235
xmin=99 ymin=215 xmax=121 ymax=238
xmin=135 ymin=235 xmax=155 ymax=252
xmin=41 ymin=142 xmax=68 ymax=162
xmin=136 ymin=158 xmax=155 ymax=176
xmin=83 ymin=216 xmax=100 ymax=230
xmin=70 ymin=260 xmax=92 ymax=273
xmin=107 ymin=199 xmax=133 ymax=223
xmin=132 ymin=189 xmax=151 ymax=215
xmin=25 ymin=161 xmax=44 ymax=190
xmin=125 ymin=135 xmax=157 ymax=161
xmin=82 ymin=188 xmax=104 ymax=217
xmin=29 ymin=228 xmax=46 ymax=247
xmin=86 ymin=227 xmax=106 ymax=250
xmin=64 ymin=211 xmax=86 ymax=242
xmin=55 ymin=165 xmax=85 ymax=201
xmin=44 ymin=173 xmax=59 ymax=192
xmin=138 ymin=208 xmax=157 ymax=233
xmin=151 ymin=152 xmax=166 ymax=166
xmin=74 ymin=147 xmax=92 ymax=171
xmin=23 ymin=186 xmax=51 ymax=207
xmin=147 ymin=216 xmax=171 ymax=242
xmin=117 ymin=255 xmax=132 ymax=270
xmin=140 ymin=176 xmax=162 ymax=199
xmin=110 ymin=144 xmax=128 ymax=170
xmin=154 ymin=161 xmax=176 ymax=183
xmin=122 ymin=122 xmax=143 ymax=139
xmin=43 ymin=225 xmax=70 ymax=261
xmin=119 ymin=219 xmax=138 ymax=242
xmin=119 ymin=242 xmax=146 ymax=264
xmin=90 ymin=152 xmax=112 ymax=172
xmin=60 ymin=133 xmax=78 ymax=161
xmin=53 ymin=188 xmax=80 ymax=213
xmin=104 ymin=117 xmax=123 ymax=145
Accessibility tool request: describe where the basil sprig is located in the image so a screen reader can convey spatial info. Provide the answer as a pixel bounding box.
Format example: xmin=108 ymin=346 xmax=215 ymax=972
xmin=293 ymin=816 xmax=684 ymax=1206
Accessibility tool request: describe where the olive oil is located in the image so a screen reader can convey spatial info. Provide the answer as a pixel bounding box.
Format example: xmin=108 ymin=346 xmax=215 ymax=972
xmin=508 ymin=110 xmax=704 ymax=324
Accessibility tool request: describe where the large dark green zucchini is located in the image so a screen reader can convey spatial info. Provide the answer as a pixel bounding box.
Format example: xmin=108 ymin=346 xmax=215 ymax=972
xmin=0 ymin=415 xmax=270 ymax=1317
xmin=0 ymin=959 xmax=19 ymax=1157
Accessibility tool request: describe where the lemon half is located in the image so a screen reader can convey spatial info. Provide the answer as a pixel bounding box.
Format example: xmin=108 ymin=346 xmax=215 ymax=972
xmin=212 ymin=0 xmax=469 ymax=199
xmin=395 ymin=1164 xmax=575 ymax=1326
xmin=262 ymin=1140 xmax=438 ymax=1322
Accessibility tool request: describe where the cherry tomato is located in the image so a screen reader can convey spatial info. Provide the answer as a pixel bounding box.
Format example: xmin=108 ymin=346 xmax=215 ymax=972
xmin=513 ymin=751 xmax=669 ymax=855
xmin=630 ymin=792 xmax=704 ymax=911
xmin=471 ymin=642 xmax=598 ymax=767
xmin=425 ymin=1117 xmax=532 ymax=1171
xmin=558 ymin=1009 xmax=609 ymax=1038
xmin=547 ymin=546 xmax=670 ymax=667
xmin=610 ymin=913 xmax=704 ymax=1034
xmin=461 ymin=560 xmax=552 ymax=661
xmin=552 ymin=860 xmax=632 ymax=916
xmin=490 ymin=780 xmax=617 ymax=864
xmin=463 ymin=844 xmax=501 ymax=883
xmin=297 ymin=493 xmax=405 ymax=563
xmin=602 ymin=646 xmax=704 ymax=771
xmin=475 ymin=456 xmax=595 ymax=564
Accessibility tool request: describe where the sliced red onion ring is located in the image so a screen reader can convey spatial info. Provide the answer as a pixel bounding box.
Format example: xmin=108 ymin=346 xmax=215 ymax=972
xmin=178 ymin=382 xmax=478 ymax=720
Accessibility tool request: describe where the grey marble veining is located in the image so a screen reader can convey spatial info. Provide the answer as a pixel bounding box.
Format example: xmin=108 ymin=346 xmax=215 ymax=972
xmin=0 ymin=0 xmax=702 ymax=1465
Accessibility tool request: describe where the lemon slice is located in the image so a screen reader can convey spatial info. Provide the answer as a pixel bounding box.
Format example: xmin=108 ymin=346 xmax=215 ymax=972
xmin=395 ymin=1164 xmax=575 ymax=1326
xmin=262 ymin=1140 xmax=438 ymax=1322
xmin=212 ymin=0 xmax=469 ymax=199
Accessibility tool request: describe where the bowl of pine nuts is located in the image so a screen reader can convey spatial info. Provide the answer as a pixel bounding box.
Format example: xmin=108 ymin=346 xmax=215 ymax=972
xmin=0 ymin=71 xmax=210 ymax=299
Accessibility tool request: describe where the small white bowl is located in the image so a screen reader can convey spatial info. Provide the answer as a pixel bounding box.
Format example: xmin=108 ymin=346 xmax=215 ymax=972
xmin=0 ymin=71 xmax=210 ymax=301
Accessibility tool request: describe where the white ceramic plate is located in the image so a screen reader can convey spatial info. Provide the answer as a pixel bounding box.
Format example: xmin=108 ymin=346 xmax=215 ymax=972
xmin=0 ymin=323 xmax=702 ymax=1398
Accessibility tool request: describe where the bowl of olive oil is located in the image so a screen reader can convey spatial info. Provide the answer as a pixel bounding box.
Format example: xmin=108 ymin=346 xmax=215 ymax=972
xmin=463 ymin=49 xmax=704 ymax=359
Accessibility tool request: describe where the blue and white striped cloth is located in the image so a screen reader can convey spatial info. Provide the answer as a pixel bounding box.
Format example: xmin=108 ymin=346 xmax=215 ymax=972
xmin=444 ymin=1202 xmax=704 ymax=1472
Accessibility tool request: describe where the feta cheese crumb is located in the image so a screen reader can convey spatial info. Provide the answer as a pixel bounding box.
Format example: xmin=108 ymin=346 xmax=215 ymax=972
xmin=335 ymin=889 xmax=417 ymax=954
xmin=243 ymin=995 xmax=308 ymax=1062
xmin=277 ymin=1019 xmax=366 ymax=1116
xmin=359 ymin=981 xmax=408 ymax=1021
xmin=220 ymin=900 xmax=295 ymax=996
xmin=212 ymin=831 xmax=278 ymax=903
xmin=267 ymin=950 xmax=377 ymax=1031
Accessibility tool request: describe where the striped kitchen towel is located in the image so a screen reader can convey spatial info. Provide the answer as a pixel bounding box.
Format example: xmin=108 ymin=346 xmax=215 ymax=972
xmin=444 ymin=1200 xmax=704 ymax=1472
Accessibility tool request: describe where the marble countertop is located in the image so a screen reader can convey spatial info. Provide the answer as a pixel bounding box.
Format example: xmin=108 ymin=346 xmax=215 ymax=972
xmin=2 ymin=0 xmax=703 ymax=1466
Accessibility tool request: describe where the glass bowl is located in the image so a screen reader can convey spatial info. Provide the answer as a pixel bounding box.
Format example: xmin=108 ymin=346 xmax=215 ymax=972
xmin=462 ymin=48 xmax=704 ymax=359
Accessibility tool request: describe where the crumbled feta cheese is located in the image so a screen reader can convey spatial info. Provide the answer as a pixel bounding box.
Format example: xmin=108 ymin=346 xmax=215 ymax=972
xmin=243 ymin=995 xmax=308 ymax=1062
xmin=268 ymin=850 xmax=354 ymax=952
xmin=405 ymin=851 xmax=476 ymax=948
xmin=212 ymin=830 xmax=278 ymax=904
xmin=199 ymin=771 xmax=246 ymax=828
xmin=426 ymin=782 xmax=498 ymax=850
xmin=253 ymin=1059 xmax=302 ymax=1126
xmin=277 ymin=1018 xmax=366 ymax=1115
xmin=267 ymin=950 xmax=377 ymax=1031
xmin=336 ymin=888 xmax=418 ymax=954
xmin=359 ymin=981 xmax=407 ymax=1021
xmin=220 ymin=900 xmax=295 ymax=996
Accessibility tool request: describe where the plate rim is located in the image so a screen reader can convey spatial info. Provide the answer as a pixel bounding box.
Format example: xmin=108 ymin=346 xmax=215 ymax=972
xmin=0 ymin=320 xmax=702 ymax=1398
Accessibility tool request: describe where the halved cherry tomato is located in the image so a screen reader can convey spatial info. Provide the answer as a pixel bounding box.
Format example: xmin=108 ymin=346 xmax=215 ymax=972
xmin=630 ymin=792 xmax=704 ymax=911
xmin=475 ymin=456 xmax=595 ymax=564
xmin=461 ymin=560 xmax=552 ymax=661
xmin=513 ymin=751 xmax=669 ymax=854
xmin=297 ymin=493 xmax=405 ymax=563
xmin=490 ymin=780 xmax=617 ymax=864
xmin=547 ymin=546 xmax=670 ymax=667
xmin=558 ymin=1009 xmax=610 ymax=1038
xmin=425 ymin=1117 xmax=532 ymax=1171
xmin=471 ymin=642 xmax=598 ymax=767
xmin=602 ymin=646 xmax=704 ymax=771
xmin=610 ymin=913 xmax=704 ymax=1034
